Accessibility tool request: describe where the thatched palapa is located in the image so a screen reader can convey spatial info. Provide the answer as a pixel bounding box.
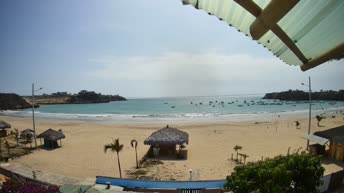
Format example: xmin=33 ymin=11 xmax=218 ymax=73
xmin=144 ymin=125 xmax=188 ymax=146
xmin=21 ymin=129 xmax=35 ymax=137
xmin=144 ymin=125 xmax=188 ymax=156
xmin=37 ymin=128 xmax=65 ymax=149
xmin=0 ymin=120 xmax=11 ymax=137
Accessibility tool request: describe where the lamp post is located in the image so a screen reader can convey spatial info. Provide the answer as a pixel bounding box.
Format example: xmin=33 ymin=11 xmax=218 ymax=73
xmin=189 ymin=169 xmax=193 ymax=181
xmin=32 ymin=83 xmax=43 ymax=149
xmin=301 ymin=76 xmax=311 ymax=150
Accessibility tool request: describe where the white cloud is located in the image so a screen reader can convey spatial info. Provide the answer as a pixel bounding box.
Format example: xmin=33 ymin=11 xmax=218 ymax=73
xmin=86 ymin=51 xmax=284 ymax=82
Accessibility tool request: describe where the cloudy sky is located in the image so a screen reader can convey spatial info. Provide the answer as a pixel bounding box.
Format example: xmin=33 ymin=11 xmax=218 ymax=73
xmin=1 ymin=0 xmax=343 ymax=97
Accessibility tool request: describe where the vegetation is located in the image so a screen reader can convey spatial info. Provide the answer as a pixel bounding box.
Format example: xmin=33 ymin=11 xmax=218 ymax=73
xmin=10 ymin=128 xmax=20 ymax=146
xmin=104 ymin=139 xmax=124 ymax=178
xmin=0 ymin=93 xmax=35 ymax=110
xmin=263 ymin=89 xmax=344 ymax=101
xmin=0 ymin=178 xmax=59 ymax=193
xmin=233 ymin=145 xmax=242 ymax=162
xmin=315 ymin=114 xmax=325 ymax=127
xmin=68 ymin=90 xmax=126 ymax=103
xmin=131 ymin=139 xmax=139 ymax=169
xmin=224 ymin=153 xmax=324 ymax=193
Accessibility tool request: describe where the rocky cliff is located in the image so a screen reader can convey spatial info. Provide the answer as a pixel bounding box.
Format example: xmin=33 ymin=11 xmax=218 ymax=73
xmin=0 ymin=93 xmax=38 ymax=110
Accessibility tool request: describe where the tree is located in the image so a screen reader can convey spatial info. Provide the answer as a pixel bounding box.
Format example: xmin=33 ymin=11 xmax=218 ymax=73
xmin=104 ymin=139 xmax=124 ymax=178
xmin=10 ymin=128 xmax=19 ymax=146
xmin=4 ymin=139 xmax=10 ymax=157
xmin=131 ymin=139 xmax=139 ymax=169
xmin=224 ymin=153 xmax=324 ymax=193
xmin=233 ymin=145 xmax=242 ymax=162
xmin=295 ymin=121 xmax=300 ymax=129
xmin=315 ymin=115 xmax=325 ymax=127
xmin=242 ymin=153 xmax=249 ymax=165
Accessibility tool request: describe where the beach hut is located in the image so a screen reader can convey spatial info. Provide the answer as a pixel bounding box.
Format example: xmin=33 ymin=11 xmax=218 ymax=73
xmin=37 ymin=128 xmax=65 ymax=149
xmin=0 ymin=120 xmax=11 ymax=137
xmin=144 ymin=125 xmax=188 ymax=156
xmin=21 ymin=128 xmax=35 ymax=138
xmin=314 ymin=125 xmax=344 ymax=162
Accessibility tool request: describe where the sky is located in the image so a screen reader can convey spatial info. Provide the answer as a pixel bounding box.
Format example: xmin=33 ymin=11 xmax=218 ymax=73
xmin=1 ymin=0 xmax=343 ymax=98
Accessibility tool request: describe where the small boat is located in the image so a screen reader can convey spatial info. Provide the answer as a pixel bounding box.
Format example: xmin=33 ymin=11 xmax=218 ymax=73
xmin=171 ymin=106 xmax=175 ymax=108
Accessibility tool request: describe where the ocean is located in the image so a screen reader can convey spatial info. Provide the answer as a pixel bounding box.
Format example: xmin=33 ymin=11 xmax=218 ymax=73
xmin=1 ymin=95 xmax=344 ymax=123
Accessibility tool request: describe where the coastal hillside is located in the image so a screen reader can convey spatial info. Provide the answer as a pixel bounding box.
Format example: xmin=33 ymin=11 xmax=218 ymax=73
xmin=24 ymin=90 xmax=127 ymax=105
xmin=263 ymin=90 xmax=344 ymax=101
xmin=0 ymin=93 xmax=38 ymax=110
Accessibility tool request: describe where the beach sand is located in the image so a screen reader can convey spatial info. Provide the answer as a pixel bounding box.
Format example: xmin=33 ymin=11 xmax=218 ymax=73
xmin=1 ymin=114 xmax=343 ymax=180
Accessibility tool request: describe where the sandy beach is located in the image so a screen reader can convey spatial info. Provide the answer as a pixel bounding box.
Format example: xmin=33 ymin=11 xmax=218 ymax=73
xmin=1 ymin=113 xmax=344 ymax=181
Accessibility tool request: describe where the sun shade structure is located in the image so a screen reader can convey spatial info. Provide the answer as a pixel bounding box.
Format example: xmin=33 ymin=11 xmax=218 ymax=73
xmin=180 ymin=0 xmax=344 ymax=71
xmin=304 ymin=134 xmax=329 ymax=146
xmin=144 ymin=125 xmax=188 ymax=156
xmin=37 ymin=128 xmax=65 ymax=149
xmin=0 ymin=120 xmax=11 ymax=137
xmin=144 ymin=125 xmax=189 ymax=146
xmin=21 ymin=129 xmax=35 ymax=137
xmin=314 ymin=125 xmax=344 ymax=162
xmin=0 ymin=120 xmax=11 ymax=129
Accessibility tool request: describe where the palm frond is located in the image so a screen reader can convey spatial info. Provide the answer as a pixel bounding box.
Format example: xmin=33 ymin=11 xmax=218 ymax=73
xmin=131 ymin=139 xmax=138 ymax=148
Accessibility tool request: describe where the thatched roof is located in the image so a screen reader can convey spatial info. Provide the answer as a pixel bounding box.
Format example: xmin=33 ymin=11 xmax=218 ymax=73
xmin=314 ymin=125 xmax=344 ymax=143
xmin=0 ymin=120 xmax=11 ymax=129
xmin=21 ymin=129 xmax=34 ymax=137
xmin=37 ymin=128 xmax=65 ymax=141
xmin=144 ymin=126 xmax=188 ymax=145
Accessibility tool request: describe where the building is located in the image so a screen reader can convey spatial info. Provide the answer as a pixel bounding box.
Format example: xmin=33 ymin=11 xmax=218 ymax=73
xmin=314 ymin=125 xmax=344 ymax=162
xmin=37 ymin=128 xmax=65 ymax=149
xmin=144 ymin=125 xmax=188 ymax=157
xmin=0 ymin=120 xmax=11 ymax=138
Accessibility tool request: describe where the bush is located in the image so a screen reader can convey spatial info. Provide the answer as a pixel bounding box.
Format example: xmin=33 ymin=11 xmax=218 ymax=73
xmin=224 ymin=153 xmax=324 ymax=193
xmin=0 ymin=179 xmax=59 ymax=193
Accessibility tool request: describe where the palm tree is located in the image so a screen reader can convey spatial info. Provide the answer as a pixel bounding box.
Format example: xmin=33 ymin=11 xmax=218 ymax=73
xmin=315 ymin=115 xmax=324 ymax=127
xmin=131 ymin=139 xmax=139 ymax=169
xmin=233 ymin=145 xmax=242 ymax=162
xmin=4 ymin=139 xmax=10 ymax=157
xmin=295 ymin=121 xmax=300 ymax=129
xmin=104 ymin=139 xmax=124 ymax=178
xmin=242 ymin=153 xmax=249 ymax=165
xmin=10 ymin=128 xmax=19 ymax=146
xmin=0 ymin=138 xmax=3 ymax=157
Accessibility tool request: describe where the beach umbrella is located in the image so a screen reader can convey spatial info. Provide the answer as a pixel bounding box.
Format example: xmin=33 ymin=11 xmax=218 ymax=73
xmin=0 ymin=120 xmax=11 ymax=129
xmin=180 ymin=0 xmax=344 ymax=71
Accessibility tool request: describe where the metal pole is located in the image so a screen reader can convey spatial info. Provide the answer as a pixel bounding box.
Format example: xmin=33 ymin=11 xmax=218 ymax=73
xmin=307 ymin=77 xmax=312 ymax=150
xmin=32 ymin=83 xmax=38 ymax=149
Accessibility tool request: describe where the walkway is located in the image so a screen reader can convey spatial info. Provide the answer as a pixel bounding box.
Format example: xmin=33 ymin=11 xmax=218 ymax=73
xmin=0 ymin=162 xmax=95 ymax=186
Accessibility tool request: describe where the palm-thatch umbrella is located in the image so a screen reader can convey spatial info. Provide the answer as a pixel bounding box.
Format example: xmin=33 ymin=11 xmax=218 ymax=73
xmin=0 ymin=120 xmax=11 ymax=137
xmin=144 ymin=125 xmax=189 ymax=156
xmin=37 ymin=128 xmax=65 ymax=149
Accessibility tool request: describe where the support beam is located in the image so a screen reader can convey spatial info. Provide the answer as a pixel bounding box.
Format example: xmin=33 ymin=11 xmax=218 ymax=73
xmin=235 ymin=0 xmax=308 ymax=64
xmin=301 ymin=43 xmax=344 ymax=71
xmin=250 ymin=0 xmax=299 ymax=40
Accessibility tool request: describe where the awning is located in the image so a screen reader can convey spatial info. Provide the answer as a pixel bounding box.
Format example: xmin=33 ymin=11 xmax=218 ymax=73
xmin=180 ymin=0 xmax=344 ymax=71
xmin=304 ymin=134 xmax=329 ymax=146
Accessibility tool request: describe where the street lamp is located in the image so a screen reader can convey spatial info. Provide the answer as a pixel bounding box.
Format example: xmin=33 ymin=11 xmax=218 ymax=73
xmin=32 ymin=83 xmax=43 ymax=149
xmin=301 ymin=77 xmax=311 ymax=150
xmin=189 ymin=169 xmax=193 ymax=181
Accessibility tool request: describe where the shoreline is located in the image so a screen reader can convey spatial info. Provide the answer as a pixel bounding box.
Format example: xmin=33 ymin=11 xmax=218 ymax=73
xmin=1 ymin=106 xmax=343 ymax=124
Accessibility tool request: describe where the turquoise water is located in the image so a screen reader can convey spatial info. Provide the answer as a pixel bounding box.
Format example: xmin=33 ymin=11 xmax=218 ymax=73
xmin=2 ymin=96 xmax=344 ymax=122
